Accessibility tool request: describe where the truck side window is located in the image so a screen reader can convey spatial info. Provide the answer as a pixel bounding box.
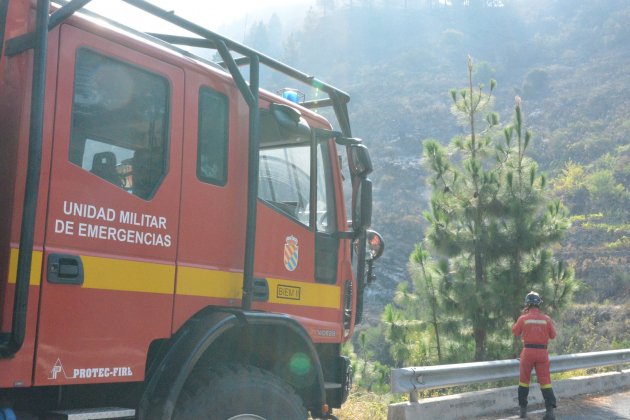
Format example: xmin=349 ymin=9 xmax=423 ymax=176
xmin=258 ymin=142 xmax=336 ymax=232
xmin=197 ymin=87 xmax=228 ymax=185
xmin=259 ymin=146 xmax=311 ymax=226
xmin=69 ymin=48 xmax=170 ymax=200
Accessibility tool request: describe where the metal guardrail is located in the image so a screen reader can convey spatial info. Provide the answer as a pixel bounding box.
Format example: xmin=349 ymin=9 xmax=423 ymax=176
xmin=391 ymin=348 xmax=630 ymax=402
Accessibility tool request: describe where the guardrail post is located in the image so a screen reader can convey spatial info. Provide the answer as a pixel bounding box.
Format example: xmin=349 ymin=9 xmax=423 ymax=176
xmin=409 ymin=390 xmax=418 ymax=403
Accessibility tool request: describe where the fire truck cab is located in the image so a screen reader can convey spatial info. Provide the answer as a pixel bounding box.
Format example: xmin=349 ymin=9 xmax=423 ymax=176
xmin=0 ymin=1 xmax=383 ymax=418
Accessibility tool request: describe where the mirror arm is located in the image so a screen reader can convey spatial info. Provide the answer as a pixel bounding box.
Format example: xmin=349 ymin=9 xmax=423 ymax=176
xmin=366 ymin=259 xmax=376 ymax=286
xmin=337 ymin=136 xmax=362 ymax=146
xmin=334 ymin=231 xmax=356 ymax=240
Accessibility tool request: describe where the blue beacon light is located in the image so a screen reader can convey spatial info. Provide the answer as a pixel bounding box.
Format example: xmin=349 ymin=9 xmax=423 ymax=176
xmin=282 ymin=89 xmax=300 ymax=103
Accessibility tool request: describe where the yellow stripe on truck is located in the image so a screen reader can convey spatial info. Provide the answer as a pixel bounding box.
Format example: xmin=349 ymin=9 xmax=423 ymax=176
xmin=176 ymin=267 xmax=341 ymax=309
xmin=81 ymin=255 xmax=174 ymax=294
xmin=8 ymin=248 xmax=340 ymax=310
xmin=267 ymin=277 xmax=340 ymax=309
xmin=8 ymin=248 xmax=43 ymax=286
xmin=176 ymin=266 xmax=243 ymax=299
xmin=9 ymin=249 xmax=174 ymax=294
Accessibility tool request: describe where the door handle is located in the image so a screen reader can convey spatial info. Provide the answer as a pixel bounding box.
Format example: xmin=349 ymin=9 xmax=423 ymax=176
xmin=252 ymin=277 xmax=269 ymax=302
xmin=48 ymin=254 xmax=84 ymax=285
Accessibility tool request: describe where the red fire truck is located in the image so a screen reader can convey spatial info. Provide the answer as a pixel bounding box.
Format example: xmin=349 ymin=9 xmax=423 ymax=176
xmin=0 ymin=0 xmax=383 ymax=418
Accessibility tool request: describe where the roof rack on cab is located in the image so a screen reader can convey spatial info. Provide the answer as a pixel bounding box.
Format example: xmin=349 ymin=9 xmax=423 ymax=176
xmin=6 ymin=0 xmax=354 ymax=137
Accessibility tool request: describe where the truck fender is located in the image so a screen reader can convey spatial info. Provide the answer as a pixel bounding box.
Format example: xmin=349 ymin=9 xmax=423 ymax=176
xmin=138 ymin=308 xmax=326 ymax=419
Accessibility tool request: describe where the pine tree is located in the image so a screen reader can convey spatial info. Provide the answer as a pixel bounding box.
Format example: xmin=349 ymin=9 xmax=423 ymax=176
xmin=421 ymin=56 xmax=500 ymax=360
xmin=408 ymin=244 xmax=444 ymax=362
xmin=418 ymin=58 xmax=575 ymax=361
xmin=493 ymin=96 xmax=577 ymax=355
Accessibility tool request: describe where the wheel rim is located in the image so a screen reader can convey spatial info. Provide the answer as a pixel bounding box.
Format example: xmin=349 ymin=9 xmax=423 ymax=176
xmin=227 ymin=415 xmax=266 ymax=420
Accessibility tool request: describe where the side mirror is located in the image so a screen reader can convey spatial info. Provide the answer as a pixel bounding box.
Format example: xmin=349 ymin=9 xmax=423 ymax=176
xmin=352 ymin=178 xmax=372 ymax=231
xmin=366 ymin=230 xmax=384 ymax=261
xmin=348 ymin=144 xmax=373 ymax=177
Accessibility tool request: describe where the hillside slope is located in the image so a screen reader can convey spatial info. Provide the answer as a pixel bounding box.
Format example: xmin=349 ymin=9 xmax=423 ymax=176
xmin=254 ymin=0 xmax=630 ymax=326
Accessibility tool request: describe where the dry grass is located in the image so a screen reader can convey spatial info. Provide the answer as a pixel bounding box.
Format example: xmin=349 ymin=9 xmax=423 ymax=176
xmin=331 ymin=388 xmax=399 ymax=420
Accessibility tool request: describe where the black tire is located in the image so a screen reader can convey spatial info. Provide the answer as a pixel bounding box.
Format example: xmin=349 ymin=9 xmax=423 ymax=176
xmin=173 ymin=364 xmax=308 ymax=420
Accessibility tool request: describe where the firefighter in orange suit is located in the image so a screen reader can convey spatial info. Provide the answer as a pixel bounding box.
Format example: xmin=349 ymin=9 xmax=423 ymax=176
xmin=512 ymin=291 xmax=557 ymax=420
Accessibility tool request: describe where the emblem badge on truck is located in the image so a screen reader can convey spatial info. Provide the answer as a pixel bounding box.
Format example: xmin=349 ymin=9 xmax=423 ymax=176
xmin=284 ymin=236 xmax=299 ymax=271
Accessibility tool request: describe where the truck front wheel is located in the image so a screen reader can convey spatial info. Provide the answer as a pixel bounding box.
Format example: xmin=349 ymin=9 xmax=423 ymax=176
xmin=173 ymin=364 xmax=308 ymax=420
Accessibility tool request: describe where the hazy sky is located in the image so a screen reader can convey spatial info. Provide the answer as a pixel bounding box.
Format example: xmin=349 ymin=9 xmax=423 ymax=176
xmin=85 ymin=0 xmax=314 ymax=32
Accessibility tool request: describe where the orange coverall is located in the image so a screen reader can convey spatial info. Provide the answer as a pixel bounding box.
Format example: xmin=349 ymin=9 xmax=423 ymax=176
xmin=512 ymin=307 xmax=557 ymax=408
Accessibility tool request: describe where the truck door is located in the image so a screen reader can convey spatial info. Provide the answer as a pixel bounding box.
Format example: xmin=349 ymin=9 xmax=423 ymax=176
xmin=34 ymin=25 xmax=183 ymax=385
xmin=254 ymin=106 xmax=343 ymax=341
xmin=172 ymin=71 xmax=248 ymax=328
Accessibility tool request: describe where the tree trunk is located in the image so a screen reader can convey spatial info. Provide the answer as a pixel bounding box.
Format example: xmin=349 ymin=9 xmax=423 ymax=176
xmin=473 ymin=324 xmax=486 ymax=361
xmin=431 ymin=305 xmax=442 ymax=362
xmin=474 ymin=246 xmax=486 ymax=360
